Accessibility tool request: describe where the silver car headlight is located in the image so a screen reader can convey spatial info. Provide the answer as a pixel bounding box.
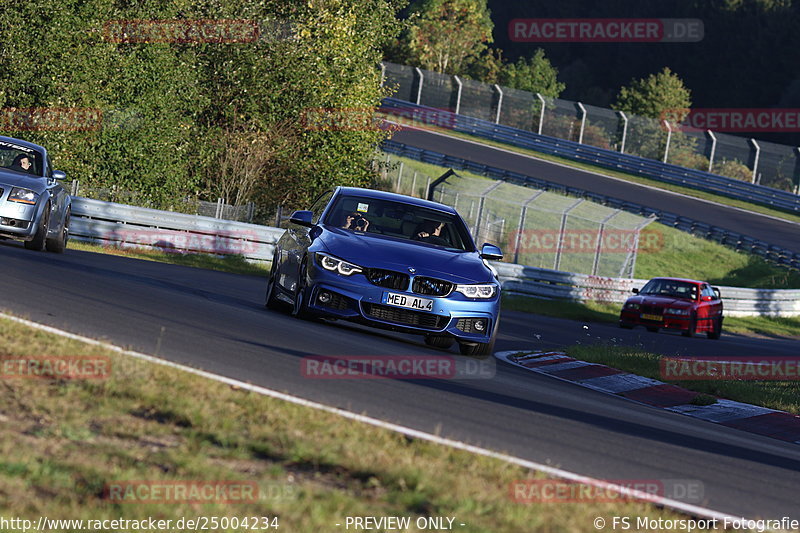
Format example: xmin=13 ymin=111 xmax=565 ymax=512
xmin=8 ymin=187 xmax=38 ymax=205
xmin=315 ymin=252 xmax=363 ymax=276
xmin=455 ymin=283 xmax=497 ymax=299
xmin=664 ymin=307 xmax=691 ymax=316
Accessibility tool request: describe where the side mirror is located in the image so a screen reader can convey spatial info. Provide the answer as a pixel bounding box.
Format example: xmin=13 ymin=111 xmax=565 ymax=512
xmin=52 ymin=170 xmax=67 ymax=180
xmin=701 ymin=295 xmax=714 ymax=302
xmin=479 ymin=243 xmax=503 ymax=260
xmin=632 ymin=288 xmax=639 ymax=294
xmin=289 ymin=210 xmax=314 ymax=227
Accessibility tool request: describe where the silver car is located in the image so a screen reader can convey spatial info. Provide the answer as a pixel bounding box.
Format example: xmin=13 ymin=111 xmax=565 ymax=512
xmin=0 ymin=136 xmax=71 ymax=252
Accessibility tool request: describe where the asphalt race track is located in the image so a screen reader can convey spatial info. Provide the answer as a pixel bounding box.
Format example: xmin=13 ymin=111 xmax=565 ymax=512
xmin=392 ymin=127 xmax=800 ymax=254
xmin=2 ymin=242 xmax=799 ymax=521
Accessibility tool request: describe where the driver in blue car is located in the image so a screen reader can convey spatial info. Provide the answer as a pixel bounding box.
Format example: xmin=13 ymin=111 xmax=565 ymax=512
xmin=413 ymin=219 xmax=449 ymax=246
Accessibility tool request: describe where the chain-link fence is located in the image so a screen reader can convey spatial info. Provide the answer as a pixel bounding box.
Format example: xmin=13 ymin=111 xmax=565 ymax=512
xmin=381 ymin=62 xmax=800 ymax=193
xmin=380 ymin=155 xmax=655 ymax=277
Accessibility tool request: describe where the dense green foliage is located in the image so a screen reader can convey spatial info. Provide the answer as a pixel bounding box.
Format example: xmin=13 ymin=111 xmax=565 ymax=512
xmin=389 ymin=0 xmax=564 ymax=97
xmin=0 ymin=0 xmax=402 ymax=211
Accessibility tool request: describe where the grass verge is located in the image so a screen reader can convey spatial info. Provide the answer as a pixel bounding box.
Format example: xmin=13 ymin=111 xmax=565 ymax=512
xmin=68 ymin=240 xmax=268 ymax=277
xmin=566 ymin=344 xmax=800 ymax=414
xmin=384 ymin=120 xmax=800 ymax=226
xmin=0 ymin=315 xmax=698 ymax=531
xmin=502 ymin=295 xmax=800 ymax=338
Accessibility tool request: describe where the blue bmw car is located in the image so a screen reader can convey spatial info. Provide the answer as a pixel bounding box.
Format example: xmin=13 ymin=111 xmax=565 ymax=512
xmin=265 ymin=187 xmax=503 ymax=356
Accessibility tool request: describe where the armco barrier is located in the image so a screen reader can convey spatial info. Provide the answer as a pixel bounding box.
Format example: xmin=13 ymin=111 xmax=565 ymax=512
xmin=69 ymin=197 xmax=797 ymax=317
xmin=494 ymin=263 xmax=800 ymax=317
xmin=381 ymin=98 xmax=800 ymax=215
xmin=381 ymin=139 xmax=800 ymax=271
xmin=70 ymin=197 xmax=283 ymax=262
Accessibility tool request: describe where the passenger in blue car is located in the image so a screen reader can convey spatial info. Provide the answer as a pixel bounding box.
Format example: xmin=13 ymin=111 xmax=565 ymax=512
xmin=413 ymin=219 xmax=450 ymax=247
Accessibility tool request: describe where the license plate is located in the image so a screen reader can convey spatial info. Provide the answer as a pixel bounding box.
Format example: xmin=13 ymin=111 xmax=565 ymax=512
xmin=383 ymin=292 xmax=434 ymax=312
xmin=641 ymin=313 xmax=662 ymax=322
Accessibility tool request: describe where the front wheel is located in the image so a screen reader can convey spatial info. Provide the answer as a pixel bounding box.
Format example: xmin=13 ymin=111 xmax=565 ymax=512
xmin=291 ymin=258 xmax=311 ymax=319
xmin=265 ymin=252 xmax=287 ymax=311
xmin=46 ymin=208 xmax=69 ymax=253
xmin=707 ymin=316 xmax=722 ymax=340
xmin=424 ymin=335 xmax=454 ymax=349
xmin=458 ymin=339 xmax=495 ymax=357
xmin=682 ymin=314 xmax=697 ymax=338
xmin=24 ymin=203 xmax=49 ymax=251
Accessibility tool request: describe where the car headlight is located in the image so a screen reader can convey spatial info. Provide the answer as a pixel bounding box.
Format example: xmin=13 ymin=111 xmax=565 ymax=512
xmin=315 ymin=252 xmax=363 ymax=276
xmin=625 ymin=302 xmax=640 ymax=310
xmin=8 ymin=187 xmax=38 ymax=205
xmin=664 ymin=308 xmax=691 ymax=316
xmin=455 ymin=283 xmax=497 ymax=299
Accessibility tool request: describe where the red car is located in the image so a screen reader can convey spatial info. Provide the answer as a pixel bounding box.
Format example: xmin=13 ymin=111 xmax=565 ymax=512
xmin=619 ymin=277 xmax=723 ymax=339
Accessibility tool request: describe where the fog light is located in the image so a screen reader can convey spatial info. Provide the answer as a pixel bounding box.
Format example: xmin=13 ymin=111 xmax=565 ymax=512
xmin=474 ymin=319 xmax=486 ymax=332
xmin=318 ymin=291 xmax=331 ymax=304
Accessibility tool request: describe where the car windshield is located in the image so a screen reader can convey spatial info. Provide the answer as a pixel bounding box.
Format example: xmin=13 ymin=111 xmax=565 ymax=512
xmin=0 ymin=141 xmax=43 ymax=176
xmin=323 ymin=195 xmax=475 ymax=252
xmin=639 ymin=279 xmax=698 ymax=300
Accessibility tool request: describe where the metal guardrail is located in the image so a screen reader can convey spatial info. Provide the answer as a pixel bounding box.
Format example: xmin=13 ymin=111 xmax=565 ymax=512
xmin=69 ymin=197 xmax=796 ymax=316
xmin=381 ymin=98 xmax=800 ymax=215
xmin=70 ymin=197 xmax=282 ymax=262
xmin=381 ymin=139 xmax=800 ymax=271
xmin=494 ymin=263 xmax=800 ymax=317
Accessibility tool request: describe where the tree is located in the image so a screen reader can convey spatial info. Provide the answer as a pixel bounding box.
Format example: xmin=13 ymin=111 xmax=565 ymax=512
xmin=612 ymin=67 xmax=692 ymax=122
xmin=407 ymin=0 xmax=494 ymax=75
xmin=0 ymin=0 xmax=403 ymax=212
xmin=498 ymin=49 xmax=565 ymax=98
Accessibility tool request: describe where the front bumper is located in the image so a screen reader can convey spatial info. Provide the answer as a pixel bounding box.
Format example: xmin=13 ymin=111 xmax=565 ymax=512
xmin=619 ymin=309 xmax=691 ymax=330
xmin=305 ymin=261 xmax=499 ymax=342
xmin=0 ymin=196 xmax=38 ymax=240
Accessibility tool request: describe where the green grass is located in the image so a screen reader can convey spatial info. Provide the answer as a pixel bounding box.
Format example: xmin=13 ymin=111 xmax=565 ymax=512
xmin=0 ymin=315 xmax=696 ymax=531
xmin=503 ymin=295 xmax=800 ymax=338
xmin=68 ymin=240 xmax=269 ymax=277
xmin=382 ymin=117 xmax=800 ymax=226
xmin=565 ymin=344 xmax=800 ymax=414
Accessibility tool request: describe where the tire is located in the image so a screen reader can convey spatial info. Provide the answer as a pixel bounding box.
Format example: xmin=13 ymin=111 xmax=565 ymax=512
xmin=291 ymin=258 xmax=311 ymax=319
xmin=24 ymin=202 xmax=49 ymax=251
xmin=424 ymin=335 xmax=454 ymax=349
xmin=265 ymin=251 xmax=287 ymax=311
xmin=707 ymin=316 xmax=722 ymax=340
xmin=458 ymin=338 xmax=495 ymax=357
xmin=646 ymin=326 xmax=659 ymax=333
xmin=458 ymin=315 xmax=498 ymax=357
xmin=619 ymin=322 xmax=634 ymax=330
xmin=682 ymin=314 xmax=697 ymax=338
xmin=46 ymin=208 xmax=69 ymax=253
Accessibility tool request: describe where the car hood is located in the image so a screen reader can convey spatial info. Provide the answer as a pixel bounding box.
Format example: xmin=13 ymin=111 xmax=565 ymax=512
xmin=0 ymin=170 xmax=48 ymax=193
xmin=318 ymin=227 xmax=493 ymax=284
xmin=630 ymin=295 xmax=694 ymax=308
